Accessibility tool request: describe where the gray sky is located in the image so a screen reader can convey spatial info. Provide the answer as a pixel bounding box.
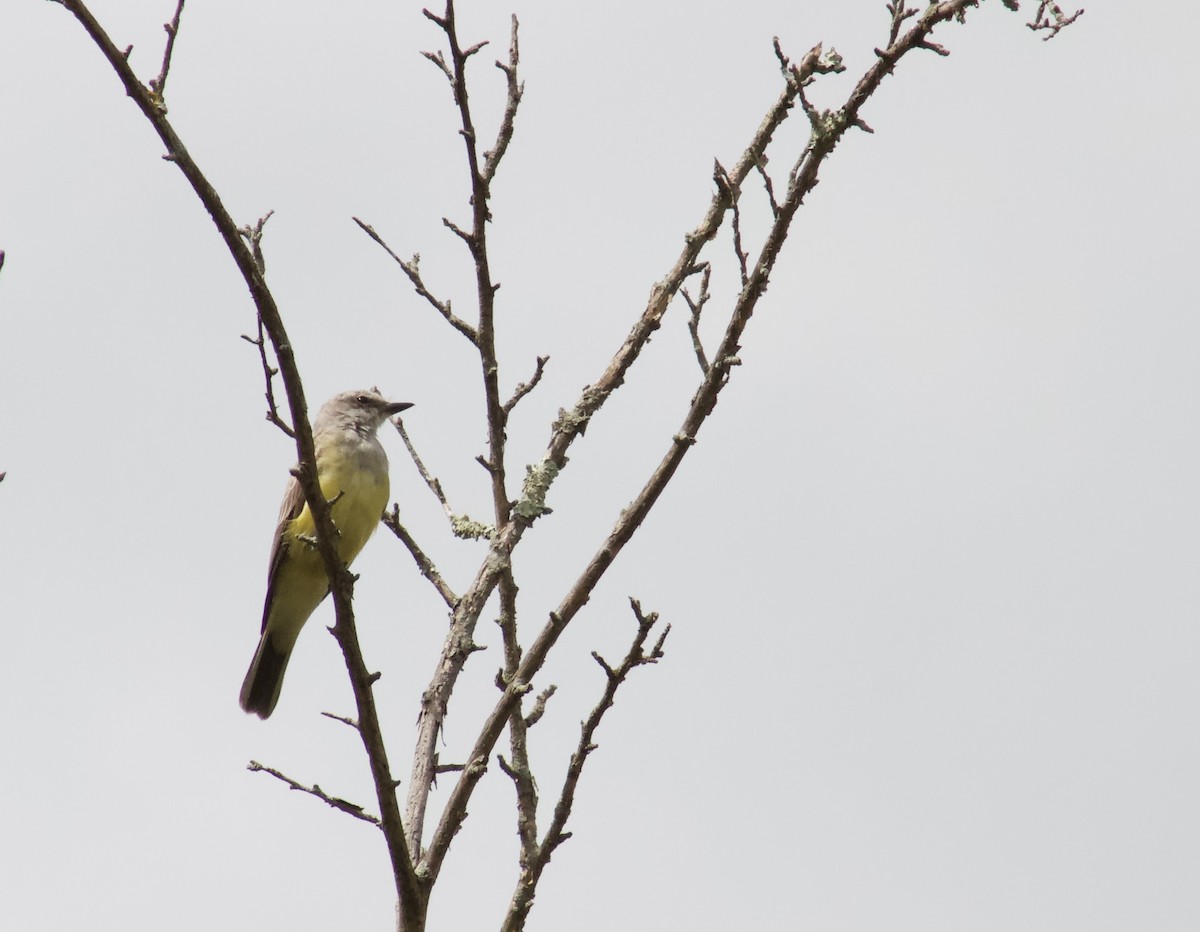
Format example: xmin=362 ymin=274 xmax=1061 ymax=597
xmin=2 ymin=1 xmax=1198 ymax=929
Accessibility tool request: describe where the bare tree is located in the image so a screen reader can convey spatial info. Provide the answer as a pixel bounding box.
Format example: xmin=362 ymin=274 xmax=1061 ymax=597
xmin=49 ymin=1 xmax=1081 ymax=929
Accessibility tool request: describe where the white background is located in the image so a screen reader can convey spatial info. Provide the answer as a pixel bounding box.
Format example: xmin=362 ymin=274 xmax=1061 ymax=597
xmin=2 ymin=1 xmax=1197 ymax=929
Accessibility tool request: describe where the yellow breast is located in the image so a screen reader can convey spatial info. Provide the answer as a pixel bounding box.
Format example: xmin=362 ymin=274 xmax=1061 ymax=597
xmin=287 ymin=445 xmax=390 ymax=567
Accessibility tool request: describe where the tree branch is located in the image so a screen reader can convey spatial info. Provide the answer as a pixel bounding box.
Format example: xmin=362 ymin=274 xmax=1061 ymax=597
xmin=239 ymin=308 xmax=295 ymax=439
xmin=383 ymin=505 xmax=460 ymax=611
xmin=236 ymin=211 xmax=294 ymax=438
xmin=483 ymin=15 xmax=524 ymax=184
xmin=54 ymin=1 xmax=424 ymax=921
xmin=420 ymin=6 xmax=1007 ymax=888
xmin=496 ymin=567 xmax=541 ymax=879
xmin=1026 ymin=1 xmax=1085 ymax=40
xmin=248 ymin=760 xmax=381 ymax=827
xmin=50 ymin=3 xmax=1081 ymax=930
xmin=423 ymin=0 xmax=517 ymax=528
xmin=501 ymin=599 xmax=669 ymax=931
xmin=389 ymin=415 xmax=492 ymax=540
xmin=403 ymin=0 xmax=529 ymax=859
xmin=402 ymin=35 xmax=841 ymax=877
xmin=715 ymin=161 xmax=749 ymax=287
xmin=147 ymin=0 xmax=185 ymax=106
xmin=503 ymin=355 xmax=549 ymax=414
xmin=680 ymin=262 xmax=712 ymax=374
xmin=353 ymin=217 xmax=479 ymax=344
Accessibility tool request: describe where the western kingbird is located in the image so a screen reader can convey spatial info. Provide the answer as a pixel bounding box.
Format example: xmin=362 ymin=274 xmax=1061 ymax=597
xmin=239 ymin=389 xmax=412 ymax=719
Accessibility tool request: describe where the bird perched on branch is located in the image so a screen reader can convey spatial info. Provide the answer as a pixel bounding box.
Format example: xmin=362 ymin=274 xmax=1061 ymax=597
xmin=239 ymin=389 xmax=412 ymax=719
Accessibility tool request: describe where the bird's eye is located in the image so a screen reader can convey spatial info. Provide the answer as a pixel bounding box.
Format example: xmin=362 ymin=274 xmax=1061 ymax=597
xmin=356 ymin=394 xmax=369 ymax=404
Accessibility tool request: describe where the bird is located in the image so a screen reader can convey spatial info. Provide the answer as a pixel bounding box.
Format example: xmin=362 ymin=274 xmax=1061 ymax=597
xmin=239 ymin=389 xmax=412 ymax=719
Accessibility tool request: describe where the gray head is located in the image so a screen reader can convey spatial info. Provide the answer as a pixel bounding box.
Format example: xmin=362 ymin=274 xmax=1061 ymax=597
xmin=314 ymin=389 xmax=413 ymax=437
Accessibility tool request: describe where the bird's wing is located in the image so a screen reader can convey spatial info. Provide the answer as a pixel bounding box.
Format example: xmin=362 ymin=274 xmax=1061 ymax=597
xmin=261 ymin=472 xmax=308 ymax=632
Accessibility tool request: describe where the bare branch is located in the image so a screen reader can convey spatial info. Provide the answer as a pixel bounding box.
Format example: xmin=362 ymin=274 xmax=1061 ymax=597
xmin=352 ymin=217 xmax=479 ymax=344
xmin=321 ymin=711 xmax=360 ymax=731
xmin=405 ymin=0 xmax=532 ymax=856
xmin=383 ymin=505 xmax=460 ymax=610
xmin=426 ymin=0 xmax=516 ymax=524
xmin=886 ymin=1 xmax=920 ymax=47
xmin=419 ymin=47 xmax=453 ymax=81
xmin=50 ymin=3 xmax=1072 ymax=930
xmin=423 ymin=2 xmax=997 ymax=890
xmin=496 ymin=753 xmax=517 ymax=780
xmin=755 ymin=157 xmax=780 ymax=218
xmin=247 ymin=761 xmax=381 ymax=827
xmin=235 ymin=211 xmax=294 ymax=437
xmin=680 ymin=262 xmax=712 ymax=374
xmin=710 ymin=161 xmax=748 ymax=286
xmin=55 ymin=2 xmax=423 ymax=917
xmin=442 ymin=216 xmax=475 ymax=247
xmin=771 ymin=35 xmax=794 ymax=84
xmin=482 ymin=15 xmax=524 ymax=184
xmin=416 ymin=37 xmax=833 ymax=888
xmin=919 ymin=38 xmax=951 ymax=56
xmin=237 ymin=209 xmax=274 ymax=276
xmin=524 ymin=684 xmax=557 ymax=728
xmin=590 ymin=650 xmax=616 ymax=681
xmin=389 ymin=415 xmax=493 ymax=540
xmin=500 ymin=599 xmax=669 ymax=930
xmin=503 ymin=355 xmax=549 ymax=414
xmin=391 ymin=416 xmax=455 ymax=517
xmin=146 ymin=0 xmax=185 ymax=107
xmin=462 ymin=39 xmax=489 ymax=59
xmin=1027 ymin=1 xmax=1085 ymax=40
xmin=239 ymin=310 xmax=295 ymax=439
xmin=496 ymin=568 xmax=540 ymax=872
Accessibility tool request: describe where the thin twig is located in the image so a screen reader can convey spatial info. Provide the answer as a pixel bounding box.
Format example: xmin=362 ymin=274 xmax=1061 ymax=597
xmin=419 ymin=47 xmax=453 ymax=82
xmin=147 ymin=0 xmax=185 ymax=105
xmin=240 ymin=314 xmax=294 ymax=438
xmin=238 ymin=209 xmax=274 ymax=275
xmin=524 ymin=684 xmax=556 ymax=728
xmin=886 ymin=1 xmax=919 ymax=48
xmin=497 ymin=567 xmax=540 ymax=874
xmin=389 ymin=416 xmax=493 ymax=540
xmin=235 ymin=211 xmax=293 ymax=437
xmin=714 ymin=162 xmax=749 ymax=287
xmin=755 ymin=158 xmax=780 ymax=218
xmin=500 ymin=599 xmax=668 ymax=931
xmin=426 ymin=0 xmax=515 ymax=522
xmin=382 ymin=505 xmax=460 ymax=610
xmin=680 ymin=262 xmax=712 ymax=374
xmin=321 ymin=711 xmax=360 ymax=730
xmin=353 ymin=217 xmax=479 ymax=344
xmin=503 ymin=355 xmax=549 ymax=414
xmin=1027 ymin=1 xmax=1085 ymax=40
xmin=483 ymin=15 xmax=524 ymax=184
xmin=247 ymin=761 xmax=381 ymax=826
xmin=391 ymin=416 xmax=455 ymax=518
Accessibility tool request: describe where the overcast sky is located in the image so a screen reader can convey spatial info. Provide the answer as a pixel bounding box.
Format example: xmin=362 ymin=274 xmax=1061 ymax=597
xmin=2 ymin=1 xmax=1198 ymax=930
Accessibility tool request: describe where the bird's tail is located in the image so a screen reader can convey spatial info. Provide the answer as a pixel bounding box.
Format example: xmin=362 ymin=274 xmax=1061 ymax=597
xmin=239 ymin=632 xmax=292 ymax=719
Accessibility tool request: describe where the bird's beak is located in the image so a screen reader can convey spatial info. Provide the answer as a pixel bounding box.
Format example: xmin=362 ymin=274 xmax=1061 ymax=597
xmin=385 ymin=401 xmax=414 ymax=417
